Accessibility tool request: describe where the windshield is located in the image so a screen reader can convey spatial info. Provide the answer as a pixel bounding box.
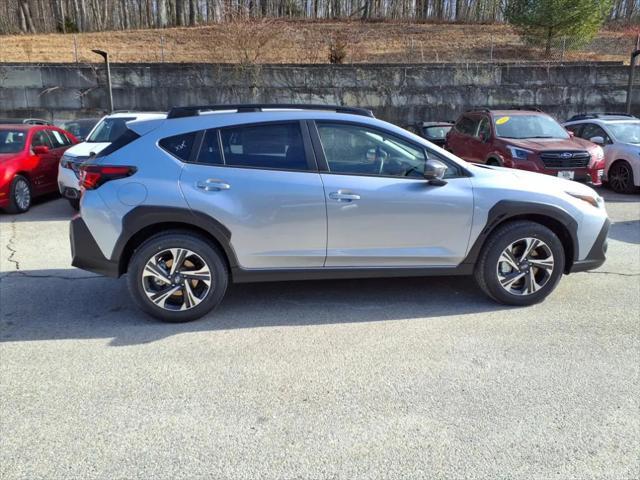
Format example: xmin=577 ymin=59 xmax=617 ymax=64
xmin=86 ymin=117 xmax=134 ymax=143
xmin=607 ymin=122 xmax=640 ymax=144
xmin=0 ymin=130 xmax=26 ymax=154
xmin=494 ymin=114 xmax=569 ymax=140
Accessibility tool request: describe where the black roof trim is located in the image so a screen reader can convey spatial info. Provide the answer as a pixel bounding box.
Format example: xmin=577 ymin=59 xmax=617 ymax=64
xmin=566 ymin=112 xmax=637 ymax=122
xmin=167 ymin=104 xmax=375 ymax=120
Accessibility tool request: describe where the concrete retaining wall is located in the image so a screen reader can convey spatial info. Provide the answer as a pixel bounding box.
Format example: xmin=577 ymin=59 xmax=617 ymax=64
xmin=0 ymin=62 xmax=638 ymax=124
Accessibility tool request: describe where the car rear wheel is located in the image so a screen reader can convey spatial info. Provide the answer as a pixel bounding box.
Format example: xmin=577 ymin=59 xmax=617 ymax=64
xmin=608 ymin=160 xmax=636 ymax=194
xmin=127 ymin=232 xmax=228 ymax=322
xmin=474 ymin=220 xmax=565 ymax=306
xmin=6 ymin=175 xmax=32 ymax=214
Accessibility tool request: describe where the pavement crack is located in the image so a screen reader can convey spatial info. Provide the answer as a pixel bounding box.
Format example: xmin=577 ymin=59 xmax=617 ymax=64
xmin=584 ymin=270 xmax=640 ymax=277
xmin=0 ymin=271 xmax=102 ymax=281
xmin=5 ymin=218 xmax=21 ymax=272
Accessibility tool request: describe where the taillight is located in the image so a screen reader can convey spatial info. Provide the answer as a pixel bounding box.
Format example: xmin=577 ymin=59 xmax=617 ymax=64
xmin=80 ymin=165 xmax=136 ymax=190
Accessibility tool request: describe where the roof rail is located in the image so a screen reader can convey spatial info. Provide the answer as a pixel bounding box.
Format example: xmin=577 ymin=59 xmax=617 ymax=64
xmin=567 ymin=112 xmax=637 ymax=122
xmin=465 ymin=106 xmax=543 ymax=113
xmin=166 ymin=104 xmax=375 ymax=120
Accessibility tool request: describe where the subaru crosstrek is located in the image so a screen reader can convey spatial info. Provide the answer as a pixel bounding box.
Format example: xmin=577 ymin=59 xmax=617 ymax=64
xmin=446 ymin=109 xmax=605 ymax=184
xmin=70 ymin=104 xmax=610 ymax=322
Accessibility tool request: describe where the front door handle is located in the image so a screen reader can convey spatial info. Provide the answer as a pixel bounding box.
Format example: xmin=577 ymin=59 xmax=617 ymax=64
xmin=329 ymin=190 xmax=361 ymax=202
xmin=196 ymin=179 xmax=231 ymax=191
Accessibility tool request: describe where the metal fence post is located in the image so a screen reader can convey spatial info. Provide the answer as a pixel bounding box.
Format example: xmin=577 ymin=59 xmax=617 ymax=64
xmin=626 ymin=49 xmax=640 ymax=115
xmin=560 ymin=37 xmax=566 ymax=63
xmin=160 ymin=35 xmax=165 ymax=63
xmin=490 ymin=37 xmax=494 ymax=62
xmin=73 ymin=34 xmax=78 ymax=63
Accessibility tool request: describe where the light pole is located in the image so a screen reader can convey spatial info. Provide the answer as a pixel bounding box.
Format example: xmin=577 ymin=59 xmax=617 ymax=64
xmin=626 ymin=49 xmax=640 ymax=115
xmin=92 ymin=49 xmax=114 ymax=113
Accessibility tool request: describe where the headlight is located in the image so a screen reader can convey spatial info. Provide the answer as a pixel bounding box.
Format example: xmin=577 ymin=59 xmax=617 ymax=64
xmin=591 ymin=146 xmax=604 ymax=162
xmin=60 ymin=154 xmax=74 ymax=169
xmin=506 ymin=146 xmax=533 ymax=160
xmin=566 ymin=191 xmax=603 ymax=208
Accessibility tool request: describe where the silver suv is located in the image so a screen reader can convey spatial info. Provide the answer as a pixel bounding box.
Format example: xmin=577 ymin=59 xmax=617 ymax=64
xmin=70 ymin=104 xmax=610 ymax=322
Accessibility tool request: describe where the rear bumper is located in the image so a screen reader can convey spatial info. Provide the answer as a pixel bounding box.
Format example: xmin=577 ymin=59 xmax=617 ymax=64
xmin=58 ymin=164 xmax=80 ymax=196
xmin=70 ymin=216 xmax=120 ymax=277
xmin=569 ymin=218 xmax=610 ymax=273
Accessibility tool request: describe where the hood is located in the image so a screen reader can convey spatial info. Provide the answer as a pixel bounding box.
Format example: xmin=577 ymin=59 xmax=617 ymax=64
xmin=503 ymin=137 xmax=594 ymax=151
xmin=469 ymin=163 xmax=598 ymax=197
xmin=63 ymin=141 xmax=110 ymax=158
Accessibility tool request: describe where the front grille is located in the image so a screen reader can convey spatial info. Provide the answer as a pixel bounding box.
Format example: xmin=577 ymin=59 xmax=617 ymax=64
xmin=539 ymin=151 xmax=590 ymax=169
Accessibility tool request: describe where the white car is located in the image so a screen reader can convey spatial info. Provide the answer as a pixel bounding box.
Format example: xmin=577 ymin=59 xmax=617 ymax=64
xmin=564 ymin=113 xmax=640 ymax=194
xmin=58 ymin=111 xmax=166 ymax=209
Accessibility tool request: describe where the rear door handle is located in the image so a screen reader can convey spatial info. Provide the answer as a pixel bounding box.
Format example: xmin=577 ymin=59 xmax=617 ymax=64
xmin=196 ymin=179 xmax=231 ymax=191
xmin=329 ymin=190 xmax=360 ymax=202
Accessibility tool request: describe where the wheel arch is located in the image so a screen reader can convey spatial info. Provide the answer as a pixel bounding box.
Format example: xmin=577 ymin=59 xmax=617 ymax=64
xmin=114 ymin=207 xmax=238 ymax=277
xmin=463 ymin=201 xmax=578 ymax=274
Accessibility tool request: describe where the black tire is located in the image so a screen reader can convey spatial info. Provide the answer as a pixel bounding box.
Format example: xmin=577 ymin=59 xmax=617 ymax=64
xmin=608 ymin=160 xmax=636 ymax=194
xmin=68 ymin=198 xmax=80 ymax=211
xmin=127 ymin=231 xmax=228 ymax=322
xmin=6 ymin=175 xmax=32 ymax=214
xmin=474 ymin=220 xmax=565 ymax=306
xmin=486 ymin=157 xmax=501 ymax=166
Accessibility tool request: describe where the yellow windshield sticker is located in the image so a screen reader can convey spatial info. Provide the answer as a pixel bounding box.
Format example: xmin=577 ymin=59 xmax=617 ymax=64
xmin=496 ymin=116 xmax=510 ymax=125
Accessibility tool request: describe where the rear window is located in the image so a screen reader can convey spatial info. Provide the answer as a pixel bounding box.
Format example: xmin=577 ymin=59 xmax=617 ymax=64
xmin=220 ymin=122 xmax=307 ymax=171
xmin=159 ymin=132 xmax=197 ymax=161
xmin=424 ymin=125 xmax=452 ymax=139
xmin=95 ymin=129 xmax=140 ymax=158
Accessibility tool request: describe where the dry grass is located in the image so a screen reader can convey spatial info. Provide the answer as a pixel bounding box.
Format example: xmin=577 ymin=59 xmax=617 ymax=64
xmin=0 ymin=20 xmax=636 ymax=64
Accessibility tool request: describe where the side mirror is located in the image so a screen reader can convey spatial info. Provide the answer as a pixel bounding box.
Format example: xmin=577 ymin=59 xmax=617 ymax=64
xmin=33 ymin=145 xmax=49 ymax=154
xmin=589 ymin=136 xmax=605 ymax=145
xmin=424 ymin=159 xmax=448 ymax=186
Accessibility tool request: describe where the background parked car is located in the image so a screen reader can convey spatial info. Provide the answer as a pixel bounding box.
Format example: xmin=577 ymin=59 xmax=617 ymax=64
xmin=58 ymin=111 xmax=166 ymax=209
xmin=0 ymin=118 xmax=52 ymax=126
xmin=406 ymin=121 xmax=453 ymax=147
xmin=563 ymin=113 xmax=640 ymax=194
xmin=57 ymin=118 xmax=100 ymax=142
xmin=0 ymin=124 xmax=77 ymax=213
xmin=446 ymin=108 xmax=605 ymax=185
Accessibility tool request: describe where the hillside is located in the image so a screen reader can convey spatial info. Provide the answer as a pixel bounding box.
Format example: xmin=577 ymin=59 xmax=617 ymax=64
xmin=0 ymin=21 xmax=636 ymax=64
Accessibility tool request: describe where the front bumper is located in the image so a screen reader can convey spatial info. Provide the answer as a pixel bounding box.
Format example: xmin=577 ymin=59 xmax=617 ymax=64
xmin=569 ymin=218 xmax=610 ymax=273
xmin=70 ymin=216 xmax=120 ymax=277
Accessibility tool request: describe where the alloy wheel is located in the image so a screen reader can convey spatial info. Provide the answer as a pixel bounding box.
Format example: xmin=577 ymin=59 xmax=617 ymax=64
xmin=609 ymin=164 xmax=630 ymax=193
xmin=496 ymin=237 xmax=555 ymax=296
xmin=14 ymin=178 xmax=31 ymax=211
xmin=141 ymin=248 xmax=213 ymax=311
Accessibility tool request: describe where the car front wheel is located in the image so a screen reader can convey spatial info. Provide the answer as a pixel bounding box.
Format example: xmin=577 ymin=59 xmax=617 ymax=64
xmin=608 ymin=160 xmax=636 ymax=194
xmin=6 ymin=175 xmax=32 ymax=214
xmin=474 ymin=220 xmax=565 ymax=306
xmin=127 ymin=232 xmax=228 ymax=322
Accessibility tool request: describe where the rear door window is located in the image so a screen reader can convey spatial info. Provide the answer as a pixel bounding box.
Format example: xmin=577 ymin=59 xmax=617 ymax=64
xmin=220 ymin=122 xmax=308 ymax=171
xmin=47 ymin=129 xmax=71 ymax=148
xmin=454 ymin=116 xmax=478 ymax=136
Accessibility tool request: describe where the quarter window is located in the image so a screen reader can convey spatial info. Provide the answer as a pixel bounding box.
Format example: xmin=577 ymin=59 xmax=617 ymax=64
xmin=317 ymin=122 xmax=427 ymax=178
xmin=220 ymin=122 xmax=307 ymax=171
xmin=159 ymin=132 xmax=197 ymax=161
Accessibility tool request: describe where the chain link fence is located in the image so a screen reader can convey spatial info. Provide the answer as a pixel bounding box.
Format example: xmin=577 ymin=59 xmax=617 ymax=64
xmin=1 ymin=24 xmax=638 ymax=64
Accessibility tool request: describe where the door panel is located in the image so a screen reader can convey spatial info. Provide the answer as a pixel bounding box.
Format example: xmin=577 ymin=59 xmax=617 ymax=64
xmin=321 ymin=174 xmax=474 ymax=267
xmin=180 ymin=165 xmax=327 ymax=268
xmin=29 ymin=130 xmax=57 ymax=192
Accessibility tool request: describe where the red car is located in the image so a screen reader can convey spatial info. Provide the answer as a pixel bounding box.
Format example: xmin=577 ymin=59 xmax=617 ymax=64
xmin=445 ymin=109 xmax=605 ymax=185
xmin=0 ymin=124 xmax=78 ymax=213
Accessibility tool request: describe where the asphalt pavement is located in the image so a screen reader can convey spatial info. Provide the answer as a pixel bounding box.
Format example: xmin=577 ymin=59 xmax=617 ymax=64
xmin=0 ymin=190 xmax=638 ymax=479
